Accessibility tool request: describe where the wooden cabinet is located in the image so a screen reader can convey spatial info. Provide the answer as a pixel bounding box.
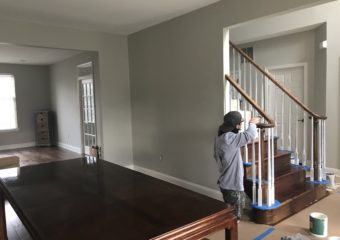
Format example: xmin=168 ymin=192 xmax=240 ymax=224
xmin=35 ymin=111 xmax=53 ymax=146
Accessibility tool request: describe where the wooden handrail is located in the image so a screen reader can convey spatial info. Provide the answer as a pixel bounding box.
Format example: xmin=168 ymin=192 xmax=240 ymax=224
xmin=229 ymin=41 xmax=327 ymax=120
xmin=225 ymin=74 xmax=275 ymax=129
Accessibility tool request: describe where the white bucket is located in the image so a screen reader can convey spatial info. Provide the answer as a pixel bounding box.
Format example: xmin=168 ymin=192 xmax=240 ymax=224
xmin=309 ymin=212 xmax=328 ymax=237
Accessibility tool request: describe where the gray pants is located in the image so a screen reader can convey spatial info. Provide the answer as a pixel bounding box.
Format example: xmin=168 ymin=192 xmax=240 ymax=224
xmin=220 ymin=189 xmax=246 ymax=220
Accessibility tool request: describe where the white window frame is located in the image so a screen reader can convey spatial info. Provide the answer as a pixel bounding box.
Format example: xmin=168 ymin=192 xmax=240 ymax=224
xmin=0 ymin=74 xmax=19 ymax=132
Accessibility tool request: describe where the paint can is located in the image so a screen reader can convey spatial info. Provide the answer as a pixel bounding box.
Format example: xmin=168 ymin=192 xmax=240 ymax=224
xmin=327 ymin=173 xmax=336 ymax=189
xmin=309 ymin=212 xmax=328 ymax=237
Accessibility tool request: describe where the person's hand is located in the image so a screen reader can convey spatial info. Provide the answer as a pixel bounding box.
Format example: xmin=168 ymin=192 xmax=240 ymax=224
xmin=249 ymin=116 xmax=261 ymax=125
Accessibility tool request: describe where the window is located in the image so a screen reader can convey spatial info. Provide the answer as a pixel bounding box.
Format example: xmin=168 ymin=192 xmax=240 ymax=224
xmin=0 ymin=75 xmax=18 ymax=131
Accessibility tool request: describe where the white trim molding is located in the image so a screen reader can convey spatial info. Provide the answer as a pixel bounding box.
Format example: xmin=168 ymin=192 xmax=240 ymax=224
xmin=125 ymin=165 xmax=223 ymax=202
xmin=0 ymin=142 xmax=35 ymax=151
xmin=58 ymin=142 xmax=82 ymax=154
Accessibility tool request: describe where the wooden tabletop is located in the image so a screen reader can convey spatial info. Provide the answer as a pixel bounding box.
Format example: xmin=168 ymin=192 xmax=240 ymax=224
xmin=0 ymin=157 xmax=237 ymax=240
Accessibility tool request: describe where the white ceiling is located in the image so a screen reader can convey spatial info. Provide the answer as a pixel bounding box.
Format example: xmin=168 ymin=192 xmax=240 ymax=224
xmin=0 ymin=0 xmax=219 ymax=65
xmin=0 ymin=0 xmax=220 ymax=35
xmin=0 ymin=44 xmax=83 ymax=65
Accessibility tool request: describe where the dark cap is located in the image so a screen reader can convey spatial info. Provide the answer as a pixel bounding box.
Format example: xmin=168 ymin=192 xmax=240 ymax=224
xmin=223 ymin=111 xmax=243 ymax=127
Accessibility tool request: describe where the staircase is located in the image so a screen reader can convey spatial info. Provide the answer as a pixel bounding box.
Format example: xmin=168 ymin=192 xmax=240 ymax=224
xmin=225 ymin=41 xmax=328 ymax=225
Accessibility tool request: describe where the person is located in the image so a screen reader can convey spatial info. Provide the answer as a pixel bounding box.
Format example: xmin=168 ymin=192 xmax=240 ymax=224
xmin=214 ymin=111 xmax=261 ymax=221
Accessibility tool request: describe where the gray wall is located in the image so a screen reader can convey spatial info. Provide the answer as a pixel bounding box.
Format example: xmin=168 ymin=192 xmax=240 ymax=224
xmin=314 ymin=23 xmax=327 ymax=114
xmin=49 ymin=52 xmax=99 ymax=152
xmin=0 ymin=18 xmax=133 ymax=166
xmin=128 ymin=0 xmax=330 ymax=190
xmin=0 ymin=63 xmax=50 ymax=146
xmin=239 ymin=30 xmax=316 ymax=109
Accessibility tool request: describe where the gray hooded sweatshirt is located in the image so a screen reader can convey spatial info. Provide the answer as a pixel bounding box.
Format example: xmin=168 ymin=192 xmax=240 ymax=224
xmin=214 ymin=123 xmax=258 ymax=191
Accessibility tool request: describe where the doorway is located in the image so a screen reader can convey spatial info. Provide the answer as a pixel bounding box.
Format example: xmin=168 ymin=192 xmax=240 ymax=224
xmin=78 ymin=62 xmax=97 ymax=155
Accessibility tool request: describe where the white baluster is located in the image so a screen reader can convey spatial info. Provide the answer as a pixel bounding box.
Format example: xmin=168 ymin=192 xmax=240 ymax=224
xmin=288 ymin=100 xmax=292 ymax=152
xmin=318 ymin=120 xmax=322 ymax=181
xmin=302 ymin=112 xmax=307 ymax=167
xmin=267 ymin=128 xmax=272 ymax=206
xmin=271 ymin=128 xmax=275 ymax=205
xmin=310 ymin=117 xmax=314 ymax=182
xmin=255 ymin=71 xmax=258 ymax=106
xmin=228 ymin=82 xmax=232 ymax=111
xmin=232 ymin=48 xmax=236 ymax=79
xmin=295 ymin=105 xmax=299 ymax=165
xmin=322 ymin=120 xmax=327 ymax=180
xmin=257 ymin=129 xmax=262 ymax=206
xmin=261 ymin=76 xmax=264 ymax=110
xmin=252 ymin=138 xmax=257 ymax=205
xmin=281 ymin=91 xmax=284 ymax=150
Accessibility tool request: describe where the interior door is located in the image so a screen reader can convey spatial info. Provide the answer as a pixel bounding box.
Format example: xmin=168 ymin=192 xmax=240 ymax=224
xmin=267 ymin=65 xmax=305 ymax=155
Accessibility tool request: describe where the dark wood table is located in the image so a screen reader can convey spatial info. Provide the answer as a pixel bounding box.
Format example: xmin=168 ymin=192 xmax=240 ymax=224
xmin=0 ymin=157 xmax=237 ymax=240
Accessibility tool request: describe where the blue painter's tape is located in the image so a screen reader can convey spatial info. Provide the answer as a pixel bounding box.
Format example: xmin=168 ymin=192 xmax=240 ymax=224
xmin=243 ymin=162 xmax=252 ymax=167
xmin=246 ymin=177 xmax=270 ymax=184
xmin=307 ymin=180 xmax=329 ymax=185
xmin=303 ymin=165 xmax=310 ymax=171
xmin=254 ymin=227 xmax=275 ymax=240
xmin=251 ymin=200 xmax=281 ymax=210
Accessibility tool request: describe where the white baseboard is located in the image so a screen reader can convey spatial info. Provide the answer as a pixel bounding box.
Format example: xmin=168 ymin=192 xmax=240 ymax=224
xmin=0 ymin=142 xmax=35 ymax=151
xmin=58 ymin=142 xmax=81 ymax=154
xmin=125 ymin=164 xmax=223 ymax=201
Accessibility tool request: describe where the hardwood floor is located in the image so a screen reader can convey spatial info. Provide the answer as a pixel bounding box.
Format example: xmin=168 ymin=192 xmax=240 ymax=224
xmin=0 ymin=146 xmax=83 ymax=167
xmin=0 ymin=146 xmax=83 ymax=240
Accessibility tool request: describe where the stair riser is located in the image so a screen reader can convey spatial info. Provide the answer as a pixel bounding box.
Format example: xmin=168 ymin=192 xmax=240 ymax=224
xmin=244 ymin=168 xmax=306 ymax=201
xmin=275 ymin=169 xmax=306 ymax=195
xmin=244 ymin=153 xmax=291 ymax=178
xmin=241 ymin=138 xmax=278 ymax=161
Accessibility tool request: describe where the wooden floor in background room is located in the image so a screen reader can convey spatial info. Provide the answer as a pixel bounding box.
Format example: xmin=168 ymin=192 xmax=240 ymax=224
xmin=0 ymin=146 xmax=83 ymax=240
xmin=0 ymin=146 xmax=83 ymax=166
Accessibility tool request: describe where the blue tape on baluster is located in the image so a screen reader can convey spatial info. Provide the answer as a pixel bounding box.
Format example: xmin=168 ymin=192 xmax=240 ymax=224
xmin=243 ymin=162 xmax=252 ymax=167
xmin=254 ymin=227 xmax=275 ymax=240
xmin=251 ymin=200 xmax=281 ymax=210
xmin=246 ymin=177 xmax=270 ymax=184
xmin=303 ymin=165 xmax=310 ymax=171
